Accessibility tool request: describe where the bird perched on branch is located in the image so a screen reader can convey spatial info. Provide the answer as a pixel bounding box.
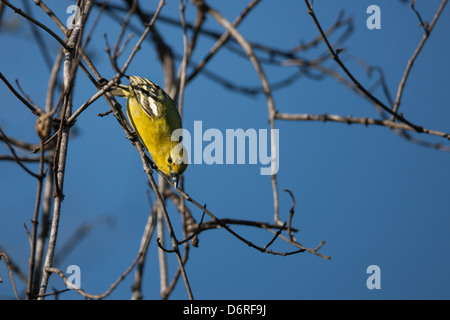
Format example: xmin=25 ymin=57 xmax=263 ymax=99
xmin=102 ymin=76 xmax=188 ymax=188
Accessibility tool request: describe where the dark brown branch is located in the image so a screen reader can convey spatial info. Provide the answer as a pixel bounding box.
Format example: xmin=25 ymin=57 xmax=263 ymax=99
xmin=0 ymin=126 xmax=42 ymax=179
xmin=283 ymin=189 xmax=297 ymax=242
xmin=198 ymin=218 xmax=298 ymax=233
xmin=262 ymin=221 xmax=287 ymax=250
xmin=411 ymin=0 xmax=429 ymax=32
xmin=0 ymin=72 xmax=39 ymax=115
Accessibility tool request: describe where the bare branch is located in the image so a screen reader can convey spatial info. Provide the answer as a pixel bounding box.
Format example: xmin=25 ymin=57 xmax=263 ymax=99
xmin=33 ymin=0 xmax=68 ymax=34
xmin=283 ymin=189 xmax=297 ymax=242
xmin=392 ymin=0 xmax=448 ymax=116
xmin=0 ymin=251 xmax=20 ymax=300
xmin=0 ymin=126 xmax=42 ymax=179
xmin=38 ymin=0 xmax=94 ymax=299
xmin=302 ymin=0 xmax=421 ymax=131
xmin=0 ymin=72 xmax=40 ymax=115
xmin=42 ymin=247 xmax=143 ymax=300
xmin=188 ymin=0 xmax=261 ymax=83
xmin=275 ymin=112 xmax=450 ymax=144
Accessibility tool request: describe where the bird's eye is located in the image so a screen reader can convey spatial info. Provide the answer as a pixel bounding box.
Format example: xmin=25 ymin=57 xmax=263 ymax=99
xmin=167 ymin=156 xmax=173 ymax=164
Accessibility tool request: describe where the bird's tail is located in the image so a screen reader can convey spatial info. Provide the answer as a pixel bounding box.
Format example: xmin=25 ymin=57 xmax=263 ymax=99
xmin=97 ymin=78 xmax=129 ymax=97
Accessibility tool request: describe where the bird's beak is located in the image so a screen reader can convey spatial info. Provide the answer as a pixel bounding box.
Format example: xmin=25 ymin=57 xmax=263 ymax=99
xmin=171 ymin=171 xmax=180 ymax=189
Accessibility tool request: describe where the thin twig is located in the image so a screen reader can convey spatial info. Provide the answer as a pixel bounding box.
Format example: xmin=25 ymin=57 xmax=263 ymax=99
xmin=0 ymin=126 xmax=41 ymax=179
xmin=33 ymin=0 xmax=68 ymax=34
xmin=156 ymin=178 xmax=169 ymax=297
xmin=0 ymin=72 xmax=39 ymax=115
xmin=32 ymin=166 xmax=54 ymax=297
xmin=262 ymin=221 xmax=287 ymax=250
xmin=275 ymin=112 xmax=450 ymax=143
xmin=178 ymin=210 xmax=205 ymax=246
xmin=42 ymin=245 xmax=145 ymax=300
xmin=0 ymin=252 xmax=19 ymax=300
xmin=120 ymin=0 xmax=165 ymax=76
xmin=411 ymin=0 xmax=429 ymax=32
xmin=177 ymin=0 xmax=188 ymax=116
xmin=283 ymin=189 xmax=297 ymax=242
xmin=392 ymin=0 xmax=448 ymax=117
xmin=131 ymin=197 xmax=157 ymax=300
xmin=302 ymin=0 xmax=421 ymax=131
xmin=26 ymin=136 xmax=45 ymax=299
xmin=188 ymin=0 xmax=261 ymax=82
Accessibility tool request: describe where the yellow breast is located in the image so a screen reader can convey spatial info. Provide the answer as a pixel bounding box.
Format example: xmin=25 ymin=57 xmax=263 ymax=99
xmin=126 ymin=94 xmax=186 ymax=177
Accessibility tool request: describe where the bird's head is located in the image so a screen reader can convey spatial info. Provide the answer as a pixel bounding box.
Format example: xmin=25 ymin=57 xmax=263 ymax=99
xmin=156 ymin=143 xmax=188 ymax=189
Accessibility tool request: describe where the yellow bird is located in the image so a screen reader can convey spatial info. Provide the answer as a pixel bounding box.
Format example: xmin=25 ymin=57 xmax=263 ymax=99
xmin=106 ymin=76 xmax=188 ymax=188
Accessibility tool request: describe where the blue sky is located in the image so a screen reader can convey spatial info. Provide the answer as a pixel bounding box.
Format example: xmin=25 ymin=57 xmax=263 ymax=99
xmin=1 ymin=0 xmax=449 ymax=300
